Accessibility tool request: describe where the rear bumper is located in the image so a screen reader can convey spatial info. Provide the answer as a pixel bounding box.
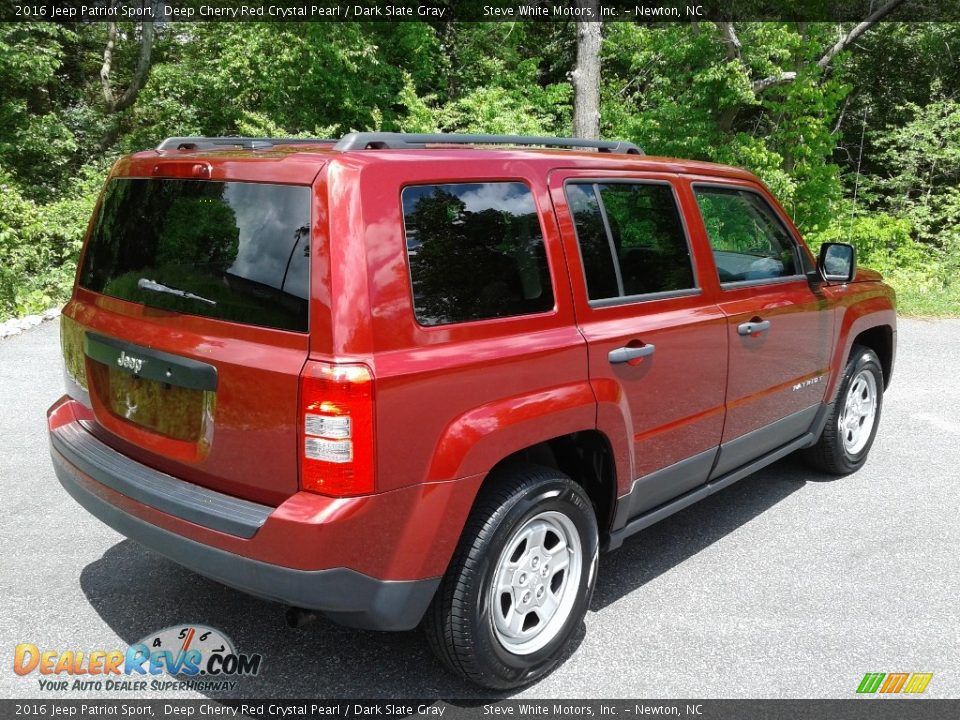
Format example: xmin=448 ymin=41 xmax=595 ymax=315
xmin=47 ymin=397 xmax=482 ymax=631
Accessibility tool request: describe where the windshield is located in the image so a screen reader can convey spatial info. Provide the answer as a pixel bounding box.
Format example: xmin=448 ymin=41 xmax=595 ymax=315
xmin=79 ymin=179 xmax=311 ymax=332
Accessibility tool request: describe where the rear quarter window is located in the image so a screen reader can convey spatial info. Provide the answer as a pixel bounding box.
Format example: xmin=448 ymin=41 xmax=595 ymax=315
xmin=79 ymin=179 xmax=311 ymax=332
xmin=401 ymin=182 xmax=554 ymax=326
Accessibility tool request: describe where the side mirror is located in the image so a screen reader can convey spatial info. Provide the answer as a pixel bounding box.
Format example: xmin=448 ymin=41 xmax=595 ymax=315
xmin=817 ymin=242 xmax=856 ymax=283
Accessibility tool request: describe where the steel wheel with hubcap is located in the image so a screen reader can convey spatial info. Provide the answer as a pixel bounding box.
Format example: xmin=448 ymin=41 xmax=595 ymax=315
xmin=490 ymin=510 xmax=583 ymax=656
xmin=839 ymin=369 xmax=878 ymax=455
xmin=424 ymin=464 xmax=598 ymax=689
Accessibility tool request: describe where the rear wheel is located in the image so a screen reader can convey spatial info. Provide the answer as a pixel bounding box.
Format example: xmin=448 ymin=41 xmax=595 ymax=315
xmin=805 ymin=345 xmax=884 ymax=474
xmin=424 ymin=464 xmax=598 ymax=689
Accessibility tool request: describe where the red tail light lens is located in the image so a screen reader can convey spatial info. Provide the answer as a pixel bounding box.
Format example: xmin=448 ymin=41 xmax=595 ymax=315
xmin=300 ymin=361 xmax=375 ymax=496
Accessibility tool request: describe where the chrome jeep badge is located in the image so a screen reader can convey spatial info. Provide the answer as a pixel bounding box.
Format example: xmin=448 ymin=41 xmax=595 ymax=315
xmin=117 ymin=350 xmax=145 ymax=374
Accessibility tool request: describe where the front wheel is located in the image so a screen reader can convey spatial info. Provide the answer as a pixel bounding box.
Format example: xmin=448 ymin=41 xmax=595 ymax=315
xmin=805 ymin=345 xmax=884 ymax=475
xmin=424 ymin=464 xmax=599 ymax=689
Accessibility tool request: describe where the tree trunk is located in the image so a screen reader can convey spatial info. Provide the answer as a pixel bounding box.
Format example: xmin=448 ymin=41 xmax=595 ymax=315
xmin=571 ymin=0 xmax=601 ymax=140
xmin=441 ymin=3 xmax=458 ymax=100
xmin=114 ymin=20 xmax=154 ymax=113
xmin=99 ymin=11 xmax=155 ymax=148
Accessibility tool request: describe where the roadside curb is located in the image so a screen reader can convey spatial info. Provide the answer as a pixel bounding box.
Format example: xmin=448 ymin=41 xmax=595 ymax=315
xmin=0 ymin=307 xmax=61 ymax=340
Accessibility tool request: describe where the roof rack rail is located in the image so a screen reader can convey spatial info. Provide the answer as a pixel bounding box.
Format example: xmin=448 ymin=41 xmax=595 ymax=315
xmin=156 ymin=136 xmax=336 ymax=151
xmin=333 ymin=132 xmax=643 ymax=155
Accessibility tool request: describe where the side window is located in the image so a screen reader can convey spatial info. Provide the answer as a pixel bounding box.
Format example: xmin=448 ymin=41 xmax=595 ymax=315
xmin=694 ymin=187 xmax=800 ymax=284
xmin=402 ymin=182 xmax=554 ymax=326
xmin=565 ymin=183 xmax=619 ymax=300
xmin=567 ymin=182 xmax=696 ymax=302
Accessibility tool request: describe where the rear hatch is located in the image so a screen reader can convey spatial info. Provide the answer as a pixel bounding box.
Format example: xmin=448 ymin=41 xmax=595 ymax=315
xmin=62 ymin=165 xmax=321 ymax=505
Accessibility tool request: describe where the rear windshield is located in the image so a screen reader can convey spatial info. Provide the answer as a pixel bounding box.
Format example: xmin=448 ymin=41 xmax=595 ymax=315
xmin=79 ymin=179 xmax=311 ymax=332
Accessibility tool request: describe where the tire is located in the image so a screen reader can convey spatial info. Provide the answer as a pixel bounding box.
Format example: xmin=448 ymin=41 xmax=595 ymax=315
xmin=805 ymin=345 xmax=884 ymax=475
xmin=424 ymin=463 xmax=599 ymax=689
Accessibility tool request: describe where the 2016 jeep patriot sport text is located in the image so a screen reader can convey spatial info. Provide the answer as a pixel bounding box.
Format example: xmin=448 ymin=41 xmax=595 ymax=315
xmin=48 ymin=132 xmax=896 ymax=689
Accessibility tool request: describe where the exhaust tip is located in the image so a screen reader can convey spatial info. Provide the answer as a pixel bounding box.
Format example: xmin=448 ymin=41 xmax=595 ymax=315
xmin=285 ymin=607 xmax=319 ymax=629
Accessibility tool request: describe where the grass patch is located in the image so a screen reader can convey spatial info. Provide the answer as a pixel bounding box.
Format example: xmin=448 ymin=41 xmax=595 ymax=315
xmin=886 ymin=272 xmax=960 ymax=318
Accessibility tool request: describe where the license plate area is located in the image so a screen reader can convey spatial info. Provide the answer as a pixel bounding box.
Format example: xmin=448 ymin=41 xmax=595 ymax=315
xmin=84 ymin=332 xmax=217 ymax=445
xmin=87 ymin=362 xmax=214 ymax=442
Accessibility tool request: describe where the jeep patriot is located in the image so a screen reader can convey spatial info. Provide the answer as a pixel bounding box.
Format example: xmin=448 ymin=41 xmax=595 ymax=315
xmin=48 ymin=132 xmax=896 ymax=688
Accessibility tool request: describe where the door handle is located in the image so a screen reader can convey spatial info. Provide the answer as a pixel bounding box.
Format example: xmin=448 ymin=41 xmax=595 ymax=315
xmin=738 ymin=320 xmax=771 ymax=336
xmin=608 ymin=344 xmax=656 ymax=364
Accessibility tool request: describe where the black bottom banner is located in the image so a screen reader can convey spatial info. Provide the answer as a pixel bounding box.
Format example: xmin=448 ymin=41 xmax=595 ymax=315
xmin=3 ymin=699 xmax=958 ymax=720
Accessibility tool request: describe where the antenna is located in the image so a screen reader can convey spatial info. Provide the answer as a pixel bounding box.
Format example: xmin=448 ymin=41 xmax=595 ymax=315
xmin=849 ymin=107 xmax=868 ymax=240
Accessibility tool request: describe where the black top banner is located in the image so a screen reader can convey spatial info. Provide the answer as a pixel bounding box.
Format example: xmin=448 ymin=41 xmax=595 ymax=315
xmin=3 ymin=0 xmax=959 ymax=23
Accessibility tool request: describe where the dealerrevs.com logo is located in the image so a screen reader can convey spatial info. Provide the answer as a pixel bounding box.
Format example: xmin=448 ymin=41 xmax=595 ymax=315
xmin=13 ymin=625 xmax=262 ymax=693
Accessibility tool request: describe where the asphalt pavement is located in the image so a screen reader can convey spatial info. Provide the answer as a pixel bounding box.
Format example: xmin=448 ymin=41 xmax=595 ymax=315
xmin=1 ymin=318 xmax=958 ymax=699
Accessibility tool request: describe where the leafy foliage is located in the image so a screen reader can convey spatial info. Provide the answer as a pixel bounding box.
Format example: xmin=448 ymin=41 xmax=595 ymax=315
xmin=0 ymin=20 xmax=958 ymax=320
xmin=0 ymin=164 xmax=98 ymax=317
xmin=868 ymin=97 xmax=960 ymax=253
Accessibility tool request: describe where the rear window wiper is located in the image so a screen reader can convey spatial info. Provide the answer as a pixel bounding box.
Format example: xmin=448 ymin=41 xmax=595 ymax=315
xmin=137 ymin=278 xmax=217 ymax=306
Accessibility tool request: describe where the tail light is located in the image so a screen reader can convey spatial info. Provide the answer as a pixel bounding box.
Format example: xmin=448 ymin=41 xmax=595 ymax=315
xmin=299 ymin=361 xmax=375 ymax=496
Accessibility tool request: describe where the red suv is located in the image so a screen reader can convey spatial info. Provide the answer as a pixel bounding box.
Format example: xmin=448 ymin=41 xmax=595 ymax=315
xmin=48 ymin=133 xmax=896 ymax=688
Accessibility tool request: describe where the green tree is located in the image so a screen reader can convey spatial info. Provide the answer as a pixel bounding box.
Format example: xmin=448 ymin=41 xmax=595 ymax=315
xmin=0 ymin=25 xmax=79 ymax=199
xmin=1 ymin=17 xmax=959 ymax=319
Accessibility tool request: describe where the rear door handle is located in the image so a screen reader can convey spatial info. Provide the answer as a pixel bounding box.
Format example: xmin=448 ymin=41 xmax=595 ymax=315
xmin=738 ymin=320 xmax=771 ymax=336
xmin=608 ymin=344 xmax=655 ymax=364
